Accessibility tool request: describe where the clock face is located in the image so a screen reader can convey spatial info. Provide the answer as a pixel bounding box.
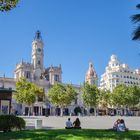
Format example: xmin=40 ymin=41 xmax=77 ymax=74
xmin=37 ymin=48 xmax=41 ymax=52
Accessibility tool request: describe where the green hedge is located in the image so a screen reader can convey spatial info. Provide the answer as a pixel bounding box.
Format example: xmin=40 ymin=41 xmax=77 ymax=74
xmin=0 ymin=115 xmax=25 ymax=132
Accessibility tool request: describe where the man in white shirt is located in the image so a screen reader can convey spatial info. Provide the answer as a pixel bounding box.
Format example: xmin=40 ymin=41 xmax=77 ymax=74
xmin=65 ymin=118 xmax=73 ymax=129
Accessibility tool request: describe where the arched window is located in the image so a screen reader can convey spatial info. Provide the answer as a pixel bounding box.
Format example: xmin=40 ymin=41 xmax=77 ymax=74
xmin=38 ymin=60 xmax=40 ymax=65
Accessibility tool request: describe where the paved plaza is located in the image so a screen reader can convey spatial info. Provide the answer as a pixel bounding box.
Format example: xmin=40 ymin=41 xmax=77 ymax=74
xmin=23 ymin=116 xmax=140 ymax=130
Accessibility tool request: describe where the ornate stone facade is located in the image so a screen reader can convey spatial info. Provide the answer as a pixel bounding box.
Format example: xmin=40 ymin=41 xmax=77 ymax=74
xmin=15 ymin=31 xmax=62 ymax=85
xmin=0 ymin=31 xmax=82 ymax=116
xmin=85 ymin=62 xmax=98 ymax=85
xmin=100 ymin=54 xmax=140 ymax=92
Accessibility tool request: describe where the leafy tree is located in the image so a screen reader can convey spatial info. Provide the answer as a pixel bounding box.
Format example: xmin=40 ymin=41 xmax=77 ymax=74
xmin=131 ymin=4 xmax=140 ymax=41
xmin=99 ymin=90 xmax=111 ymax=115
xmin=48 ymin=83 xmax=77 ymax=116
xmin=82 ymin=82 xmax=99 ymax=116
xmin=0 ymin=0 xmax=19 ymax=11
xmin=111 ymin=85 xmax=140 ymax=115
xmin=127 ymin=86 xmax=140 ymax=109
xmin=15 ymin=77 xmax=45 ymax=115
xmin=112 ymin=84 xmax=128 ymax=108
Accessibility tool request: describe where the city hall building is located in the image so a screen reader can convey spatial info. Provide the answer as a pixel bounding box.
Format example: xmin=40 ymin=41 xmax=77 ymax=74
xmin=0 ymin=31 xmax=97 ymax=116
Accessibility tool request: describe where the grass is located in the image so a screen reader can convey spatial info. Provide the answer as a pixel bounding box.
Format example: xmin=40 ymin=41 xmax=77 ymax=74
xmin=0 ymin=129 xmax=140 ymax=140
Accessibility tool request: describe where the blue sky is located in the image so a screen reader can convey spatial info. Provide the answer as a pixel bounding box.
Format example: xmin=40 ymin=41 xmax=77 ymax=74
xmin=0 ymin=0 xmax=140 ymax=85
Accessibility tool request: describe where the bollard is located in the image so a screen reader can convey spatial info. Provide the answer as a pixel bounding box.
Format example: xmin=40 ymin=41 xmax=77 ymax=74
xmin=35 ymin=119 xmax=42 ymax=129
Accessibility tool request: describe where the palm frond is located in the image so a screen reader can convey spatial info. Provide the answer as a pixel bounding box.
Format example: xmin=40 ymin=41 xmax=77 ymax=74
xmin=131 ymin=14 xmax=140 ymax=23
xmin=132 ymin=26 xmax=140 ymax=41
xmin=136 ymin=4 xmax=140 ymax=9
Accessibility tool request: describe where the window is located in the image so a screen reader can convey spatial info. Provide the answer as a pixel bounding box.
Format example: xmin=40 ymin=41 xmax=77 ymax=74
xmin=25 ymin=71 xmax=30 ymax=79
xmin=45 ymin=75 xmax=49 ymax=81
xmin=38 ymin=60 xmax=40 ymax=65
xmin=54 ymin=75 xmax=59 ymax=82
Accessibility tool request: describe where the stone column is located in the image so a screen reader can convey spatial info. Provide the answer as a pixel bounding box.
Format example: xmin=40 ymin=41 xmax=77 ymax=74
xmin=39 ymin=106 xmax=41 ymax=116
xmin=40 ymin=106 xmax=42 ymax=116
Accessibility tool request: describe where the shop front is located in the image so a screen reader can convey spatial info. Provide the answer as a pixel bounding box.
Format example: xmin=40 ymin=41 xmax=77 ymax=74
xmin=0 ymin=88 xmax=13 ymax=115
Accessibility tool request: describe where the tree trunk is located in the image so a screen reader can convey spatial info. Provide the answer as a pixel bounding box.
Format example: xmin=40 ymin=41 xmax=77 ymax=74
xmin=32 ymin=105 xmax=34 ymax=116
xmin=106 ymin=108 xmax=108 ymax=116
xmin=94 ymin=107 xmax=97 ymax=116
xmin=28 ymin=106 xmax=30 ymax=116
xmin=28 ymin=105 xmax=33 ymax=116
xmin=60 ymin=107 xmax=63 ymax=117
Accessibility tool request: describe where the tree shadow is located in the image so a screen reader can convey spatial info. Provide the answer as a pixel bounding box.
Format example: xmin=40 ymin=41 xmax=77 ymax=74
xmin=0 ymin=129 xmax=140 ymax=140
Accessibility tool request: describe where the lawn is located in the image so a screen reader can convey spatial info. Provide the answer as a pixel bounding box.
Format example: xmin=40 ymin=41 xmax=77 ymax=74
xmin=0 ymin=129 xmax=140 ymax=140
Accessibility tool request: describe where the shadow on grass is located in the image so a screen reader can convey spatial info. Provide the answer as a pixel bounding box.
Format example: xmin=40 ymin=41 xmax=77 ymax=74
xmin=0 ymin=129 xmax=140 ymax=140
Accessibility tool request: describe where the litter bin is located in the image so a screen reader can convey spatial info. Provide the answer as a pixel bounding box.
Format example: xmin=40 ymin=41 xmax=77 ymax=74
xmin=78 ymin=113 xmax=80 ymax=116
xmin=35 ymin=119 xmax=42 ymax=129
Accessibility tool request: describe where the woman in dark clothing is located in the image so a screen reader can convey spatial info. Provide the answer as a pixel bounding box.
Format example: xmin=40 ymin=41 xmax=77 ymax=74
xmin=73 ymin=118 xmax=81 ymax=129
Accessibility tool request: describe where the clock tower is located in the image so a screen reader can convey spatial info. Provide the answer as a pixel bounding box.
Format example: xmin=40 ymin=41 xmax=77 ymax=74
xmin=32 ymin=31 xmax=44 ymax=80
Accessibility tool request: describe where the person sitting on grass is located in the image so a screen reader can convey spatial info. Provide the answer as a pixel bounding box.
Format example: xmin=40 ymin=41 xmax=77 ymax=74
xmin=65 ymin=118 xmax=73 ymax=129
xmin=117 ymin=119 xmax=129 ymax=132
xmin=73 ymin=118 xmax=81 ymax=129
xmin=113 ymin=119 xmax=120 ymax=131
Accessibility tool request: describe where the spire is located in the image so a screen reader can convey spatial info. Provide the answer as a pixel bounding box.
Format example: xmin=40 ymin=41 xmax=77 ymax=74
xmin=34 ymin=30 xmax=42 ymax=41
xmin=87 ymin=62 xmax=96 ymax=77
xmin=21 ymin=58 xmax=24 ymax=64
xmin=59 ymin=64 xmax=62 ymax=69
xmin=89 ymin=62 xmax=93 ymax=68
xmin=2 ymin=74 xmax=5 ymax=88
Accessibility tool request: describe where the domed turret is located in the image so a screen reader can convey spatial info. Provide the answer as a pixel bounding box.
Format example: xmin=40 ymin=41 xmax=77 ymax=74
xmin=85 ymin=62 xmax=97 ymax=85
xmin=87 ymin=63 xmax=96 ymax=77
xmin=109 ymin=54 xmax=120 ymax=68
xmin=111 ymin=54 xmax=117 ymax=61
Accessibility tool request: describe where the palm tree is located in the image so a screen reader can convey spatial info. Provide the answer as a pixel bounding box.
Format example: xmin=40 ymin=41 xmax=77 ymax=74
xmin=131 ymin=4 xmax=140 ymax=41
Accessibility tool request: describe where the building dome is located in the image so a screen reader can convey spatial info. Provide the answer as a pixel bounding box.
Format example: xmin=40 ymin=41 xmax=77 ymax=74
xmin=86 ymin=62 xmax=97 ymax=78
xmin=108 ymin=54 xmax=120 ymax=68
xmin=85 ymin=62 xmax=97 ymax=85
xmin=111 ymin=54 xmax=117 ymax=61
xmin=87 ymin=63 xmax=96 ymax=77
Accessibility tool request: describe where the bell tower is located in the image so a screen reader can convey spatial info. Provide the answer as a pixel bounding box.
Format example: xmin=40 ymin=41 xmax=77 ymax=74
xmin=85 ymin=62 xmax=98 ymax=85
xmin=32 ymin=31 xmax=44 ymax=80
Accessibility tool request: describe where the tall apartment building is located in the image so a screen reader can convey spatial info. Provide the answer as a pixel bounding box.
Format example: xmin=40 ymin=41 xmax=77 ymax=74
xmin=100 ymin=54 xmax=140 ymax=92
